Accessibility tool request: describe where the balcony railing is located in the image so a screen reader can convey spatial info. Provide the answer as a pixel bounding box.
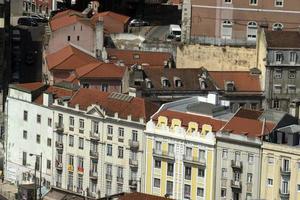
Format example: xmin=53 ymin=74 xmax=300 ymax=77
xmin=247 ymin=183 xmax=252 ymax=193
xmin=89 ymin=171 xmax=98 ymax=179
xmin=185 ymin=174 xmax=191 ymax=180
xmin=280 ymin=167 xmax=291 ymax=177
xmin=279 ymin=189 xmax=290 ymax=199
xmin=129 ymin=159 xmax=138 ymax=168
xmin=90 ymin=150 xmax=99 ymax=159
xmin=167 ymin=171 xmax=173 ymax=176
xmin=231 ymin=180 xmax=242 ymax=190
xmin=152 ymin=149 xmax=175 ymax=160
xmin=55 ymin=122 xmax=64 ymax=133
xmin=55 ymin=160 xmax=63 ymax=170
xmin=183 ymin=156 xmax=206 ymax=166
xmin=77 ymin=167 xmax=84 ymax=173
xmin=129 ymin=179 xmax=137 ymax=189
xmin=129 ymin=140 xmax=139 ymax=150
xmin=106 ymin=174 xmax=112 ymax=180
xmin=90 ymin=131 xmax=100 ymax=141
xmin=55 ymin=141 xmax=63 ymax=149
xmin=117 ymin=176 xmax=123 ymax=183
xmin=231 ymin=160 xmax=243 ymax=171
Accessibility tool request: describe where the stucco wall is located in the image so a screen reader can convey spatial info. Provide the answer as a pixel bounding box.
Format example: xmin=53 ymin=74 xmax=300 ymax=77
xmin=176 ymin=44 xmax=257 ymax=71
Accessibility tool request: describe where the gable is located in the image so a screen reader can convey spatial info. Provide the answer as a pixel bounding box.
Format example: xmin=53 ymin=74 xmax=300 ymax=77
xmin=86 ymin=105 xmax=105 ymax=118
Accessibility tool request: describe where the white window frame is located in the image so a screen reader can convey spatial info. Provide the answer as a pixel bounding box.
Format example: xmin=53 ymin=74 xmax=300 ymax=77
xmin=224 ymin=0 xmax=232 ymax=4
xmin=275 ymin=52 xmax=283 ymax=64
xmin=247 ymin=21 xmax=257 ymax=40
xmin=249 ymin=0 xmax=257 ymax=5
xmin=290 ymin=52 xmax=297 ymax=64
xmin=272 ymin=23 xmax=283 ymax=31
xmin=221 ymin=20 xmax=232 ymax=39
xmin=275 ymin=0 xmax=283 ymax=7
xmin=267 ymin=178 xmax=273 ymax=186
xmin=273 ymin=84 xmax=282 ymax=94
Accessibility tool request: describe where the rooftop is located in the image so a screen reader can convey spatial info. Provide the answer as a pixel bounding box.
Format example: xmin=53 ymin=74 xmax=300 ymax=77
xmin=91 ymin=11 xmax=130 ymax=25
xmin=277 ymin=124 xmax=300 ymax=134
xmin=265 ymin=31 xmax=300 ymax=49
xmin=118 ymin=192 xmax=172 ymax=200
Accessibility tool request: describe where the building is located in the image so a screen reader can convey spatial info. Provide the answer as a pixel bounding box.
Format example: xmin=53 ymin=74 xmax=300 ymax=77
xmin=5 ymin=82 xmax=75 ymax=187
xmin=182 ymin=0 xmax=300 ymax=45
xmin=257 ymin=30 xmax=300 ymax=113
xmin=144 ymin=94 xmax=230 ymax=199
xmin=260 ymin=124 xmax=300 ymax=200
xmin=129 ymin=66 xmax=263 ymax=111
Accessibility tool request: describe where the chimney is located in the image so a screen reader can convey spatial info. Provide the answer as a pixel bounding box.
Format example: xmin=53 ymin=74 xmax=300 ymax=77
xmin=43 ymin=92 xmax=53 ymax=107
xmin=95 ymin=17 xmax=104 ymax=60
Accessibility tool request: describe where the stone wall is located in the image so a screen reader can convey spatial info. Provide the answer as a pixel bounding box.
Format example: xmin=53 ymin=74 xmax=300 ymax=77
xmin=176 ymin=44 xmax=257 ymax=71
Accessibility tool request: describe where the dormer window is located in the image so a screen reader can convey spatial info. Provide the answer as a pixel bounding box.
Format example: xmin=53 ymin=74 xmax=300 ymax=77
xmin=275 ymin=52 xmax=283 ymax=64
xmin=161 ymin=77 xmax=169 ymax=87
xmin=174 ymin=77 xmax=182 ymax=87
xmin=199 ymin=78 xmax=207 ymax=90
xmin=145 ymin=78 xmax=152 ymax=89
xmin=290 ymin=52 xmax=297 ymax=64
xmin=225 ymin=81 xmax=235 ymax=92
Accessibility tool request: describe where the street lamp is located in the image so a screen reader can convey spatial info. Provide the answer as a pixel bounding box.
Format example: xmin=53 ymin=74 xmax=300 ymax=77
xmin=29 ymin=153 xmax=42 ymax=200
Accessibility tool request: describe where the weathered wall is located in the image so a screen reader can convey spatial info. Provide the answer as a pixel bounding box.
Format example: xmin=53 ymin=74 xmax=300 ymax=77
xmin=176 ymin=44 xmax=257 ymax=71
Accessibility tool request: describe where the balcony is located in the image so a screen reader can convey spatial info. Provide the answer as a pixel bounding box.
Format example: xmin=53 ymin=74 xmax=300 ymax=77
xmin=247 ymin=183 xmax=252 ymax=193
xmin=129 ymin=140 xmax=139 ymax=150
xmin=117 ymin=176 xmax=123 ymax=183
xmin=231 ymin=160 xmax=243 ymax=171
xmin=55 ymin=141 xmax=63 ymax=150
xmin=77 ymin=167 xmax=84 ymax=174
xmin=90 ymin=131 xmax=100 ymax=141
xmin=90 ymin=150 xmax=99 ymax=159
xmin=183 ymin=156 xmax=206 ymax=166
xmin=106 ymin=174 xmax=112 ymax=180
xmin=279 ymin=189 xmax=290 ymax=199
xmin=67 ymin=164 xmax=74 ymax=172
xmin=129 ymin=159 xmax=138 ymax=168
xmin=221 ymin=178 xmax=227 ymax=187
xmin=55 ymin=160 xmax=63 ymax=170
xmin=280 ymin=167 xmax=291 ymax=177
xmin=89 ymin=171 xmax=98 ymax=179
xmin=67 ymin=185 xmax=73 ymax=191
xmin=152 ymin=149 xmax=175 ymax=160
xmin=55 ymin=122 xmax=64 ymax=133
xmin=231 ymin=180 xmax=242 ymax=191
xmin=129 ymin=180 xmax=137 ymax=190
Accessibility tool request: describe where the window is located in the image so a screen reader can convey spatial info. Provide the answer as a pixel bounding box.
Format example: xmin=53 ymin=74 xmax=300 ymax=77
xmin=234 ymin=172 xmax=240 ymax=181
xmin=117 ymin=167 xmax=123 ymax=179
xmin=274 ymin=68 xmax=282 ymax=79
xmin=297 ymin=184 xmax=300 ymax=192
xmin=47 ymin=160 xmax=51 ymax=169
xmin=198 ymin=168 xmax=205 ymax=177
xmin=77 ymin=36 xmax=80 ymax=41
xmin=83 ymin=83 xmax=89 ymax=88
xmin=118 ymin=127 xmax=124 ymax=138
xmin=251 ymin=103 xmax=258 ymax=110
xmin=235 ymin=151 xmax=241 ymax=161
xmin=69 ymin=116 xmax=74 ymax=127
xmin=275 ymin=0 xmax=283 ymax=7
xmin=221 ymin=188 xmax=226 ymax=197
xmin=79 ymin=119 xmax=84 ymax=129
xmin=224 ymin=0 xmax=231 ymax=3
xmin=69 ymin=135 xmax=74 ymax=147
xmin=221 ymin=20 xmax=232 ymax=39
xmin=247 ymin=173 xmax=253 ymax=183
xmin=36 ymin=134 xmax=41 ymax=144
xmin=166 ymin=181 xmax=173 ymax=196
xmin=67 ymin=173 xmax=73 ymax=190
xmin=132 ymin=130 xmax=138 ymax=141
xmin=22 ymin=152 xmax=27 ymax=166
xmin=168 ymin=143 xmax=174 ymax=155
xmin=78 ymin=174 xmax=83 ymax=190
xmin=106 ymin=164 xmax=112 ymax=176
xmin=73 ymin=26 xmax=75 ymax=31
xmin=288 ymin=70 xmax=296 ymax=79
xmin=282 ymin=181 xmax=288 ymax=194
xmin=79 ymin=137 xmax=84 ymax=149
xmin=102 ymin=83 xmax=108 ymax=92
xmin=247 ymin=21 xmax=257 ymax=40
xmin=248 ymin=154 xmax=254 ymax=164
xmin=107 ymin=144 xmax=112 ymax=156
xmin=273 ymin=23 xmax=283 ymax=31
xmin=47 ymin=138 xmax=51 ymax=147
xmin=199 ymin=149 xmax=205 ymax=160
xmin=185 ymin=147 xmax=192 ymax=158
xmin=24 ymin=111 xmax=28 ymax=121
xmin=167 ymin=162 xmax=174 ymax=176
xmin=155 ymin=141 xmax=162 ymax=152
xmin=197 ymin=187 xmax=204 ymax=197
xmin=67 ymin=36 xmax=71 ymax=41
xmin=37 ymin=114 xmax=41 ymax=123
xmin=117 ymin=183 xmax=123 ymax=193
xmin=288 ymin=85 xmax=296 ymax=94
xmin=133 ymin=54 xmax=140 ymax=59
xmin=273 ymin=84 xmax=282 ymax=94
xmin=48 ymin=118 xmax=52 ymax=127
xmin=268 ymin=156 xmax=274 ymax=164
xmin=92 ymin=121 xmax=99 ymax=133
xmin=272 ymin=99 xmax=280 ymax=109
xmin=118 ymin=146 xmax=124 ymax=158
xmin=250 ymin=0 xmax=257 ymax=5
xmin=222 ymin=149 xmax=228 ymax=159
xmin=107 ymin=125 xmax=113 ymax=135
xmin=106 ymin=181 xmax=112 ymax=195
xmin=23 ymin=130 xmax=27 ymax=139
xmin=68 ymin=155 xmax=74 ymax=166
xmin=221 ymin=168 xmax=227 ymax=178
xmin=154 ymin=160 xmax=161 ymax=168
xmin=184 ymin=184 xmax=191 ymax=199
xmin=154 ymin=178 xmax=160 ymax=188
xmin=185 ymin=166 xmax=191 ymax=180
xmin=290 ymin=52 xmax=297 ymax=63
xmin=275 ymin=52 xmax=283 ymax=64
xmin=282 ymin=159 xmax=290 ymax=171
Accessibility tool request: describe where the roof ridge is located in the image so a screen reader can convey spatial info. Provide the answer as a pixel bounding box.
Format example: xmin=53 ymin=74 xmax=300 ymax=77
xmin=77 ymin=62 xmax=102 ymax=78
xmin=51 ymin=46 xmax=75 ymax=69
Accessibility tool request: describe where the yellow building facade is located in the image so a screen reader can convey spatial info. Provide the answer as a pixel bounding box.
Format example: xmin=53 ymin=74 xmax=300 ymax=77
xmin=144 ymin=115 xmax=218 ymax=200
xmin=260 ymin=142 xmax=300 ymax=200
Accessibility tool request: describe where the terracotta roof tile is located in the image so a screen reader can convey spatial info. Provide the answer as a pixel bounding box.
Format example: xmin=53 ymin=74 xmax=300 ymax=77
xmin=46 ymin=45 xmax=98 ymax=71
xmin=208 ymin=71 xmax=262 ymax=92
xmin=91 ymin=11 xmax=130 ymax=25
xmin=12 ymin=82 xmax=45 ymax=92
xmin=50 ymin=9 xmax=86 ymax=31
xmin=106 ymin=48 xmax=172 ymax=66
xmin=234 ymin=108 xmax=263 ymax=120
xmin=68 ymin=88 xmax=159 ymax=121
xmin=119 ymin=192 xmax=172 ymax=200
xmin=34 ymin=86 xmax=75 ymax=105
xmin=153 ymin=110 xmax=226 ymax=132
xmin=265 ymin=31 xmax=300 ymax=49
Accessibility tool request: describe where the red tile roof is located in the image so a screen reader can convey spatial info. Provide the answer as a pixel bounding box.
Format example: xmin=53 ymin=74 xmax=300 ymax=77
xmin=208 ymin=71 xmax=262 ymax=92
xmin=106 ymin=48 xmax=172 ymax=67
xmin=119 ymin=192 xmax=172 ymax=200
xmin=234 ymin=108 xmax=263 ymax=120
xmin=68 ymin=88 xmax=159 ymax=121
xmin=50 ymin=9 xmax=87 ymax=31
xmin=12 ymin=82 xmax=45 ymax=92
xmin=46 ymin=45 xmax=98 ymax=71
xmin=153 ymin=110 xmax=226 ymax=132
xmin=265 ymin=31 xmax=300 ymax=49
xmin=34 ymin=86 xmax=75 ymax=105
xmin=91 ymin=11 xmax=130 ymax=25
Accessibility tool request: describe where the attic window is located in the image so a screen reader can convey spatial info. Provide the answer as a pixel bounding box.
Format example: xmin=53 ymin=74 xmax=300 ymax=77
xmin=133 ymin=54 xmax=140 ymax=59
xmin=199 ymin=78 xmax=207 ymax=90
xmin=174 ymin=77 xmax=182 ymax=87
xmin=161 ymin=77 xmax=169 ymax=87
xmin=225 ymin=81 xmax=235 ymax=92
xmin=145 ymin=78 xmax=152 ymax=89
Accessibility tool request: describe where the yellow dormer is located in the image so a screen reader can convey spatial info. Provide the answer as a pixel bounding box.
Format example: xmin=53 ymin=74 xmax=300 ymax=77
xmin=157 ymin=116 xmax=168 ymax=127
xmin=187 ymin=122 xmax=198 ymax=134
xmin=171 ymin=118 xmax=181 ymax=129
xmin=201 ymin=124 xmax=212 ymax=135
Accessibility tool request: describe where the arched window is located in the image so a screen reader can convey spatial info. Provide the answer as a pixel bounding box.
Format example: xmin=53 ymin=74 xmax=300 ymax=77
xmin=247 ymin=21 xmax=257 ymax=41
xmin=272 ymin=23 xmax=283 ymax=31
xmin=221 ymin=20 xmax=233 ymax=39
